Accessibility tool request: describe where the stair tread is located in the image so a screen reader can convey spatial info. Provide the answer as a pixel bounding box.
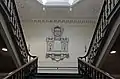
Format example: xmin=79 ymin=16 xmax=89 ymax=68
xmin=35 ymin=73 xmax=80 ymax=75
xmin=32 ymin=73 xmax=83 ymax=78
xmin=35 ymin=78 xmax=83 ymax=79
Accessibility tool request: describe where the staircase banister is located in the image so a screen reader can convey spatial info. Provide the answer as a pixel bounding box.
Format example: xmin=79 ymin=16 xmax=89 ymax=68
xmin=10 ymin=0 xmax=34 ymax=58
xmin=1 ymin=0 xmax=35 ymax=58
xmin=78 ymin=58 xmax=115 ymax=79
xmin=79 ymin=0 xmax=107 ymax=60
xmin=3 ymin=56 xmax=38 ymax=79
xmin=107 ymin=0 xmax=120 ymax=20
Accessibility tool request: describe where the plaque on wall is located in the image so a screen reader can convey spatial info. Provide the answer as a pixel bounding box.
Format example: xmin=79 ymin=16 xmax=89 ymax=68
xmin=46 ymin=26 xmax=69 ymax=62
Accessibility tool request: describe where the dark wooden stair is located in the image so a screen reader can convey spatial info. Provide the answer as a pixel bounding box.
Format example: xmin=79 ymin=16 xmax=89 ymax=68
xmin=29 ymin=73 xmax=83 ymax=79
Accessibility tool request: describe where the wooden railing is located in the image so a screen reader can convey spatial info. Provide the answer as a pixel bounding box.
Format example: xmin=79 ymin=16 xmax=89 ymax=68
xmin=0 ymin=0 xmax=38 ymax=79
xmin=0 ymin=0 xmax=35 ymax=64
xmin=78 ymin=58 xmax=115 ymax=79
xmin=3 ymin=57 xmax=38 ymax=79
xmin=79 ymin=0 xmax=120 ymax=64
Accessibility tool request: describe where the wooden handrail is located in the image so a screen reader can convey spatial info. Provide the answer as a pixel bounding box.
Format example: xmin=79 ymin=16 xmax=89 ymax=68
xmin=3 ymin=57 xmax=38 ymax=79
xmin=78 ymin=58 xmax=115 ymax=79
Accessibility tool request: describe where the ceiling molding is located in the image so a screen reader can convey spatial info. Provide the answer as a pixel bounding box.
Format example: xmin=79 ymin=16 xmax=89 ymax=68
xmin=22 ymin=19 xmax=97 ymax=25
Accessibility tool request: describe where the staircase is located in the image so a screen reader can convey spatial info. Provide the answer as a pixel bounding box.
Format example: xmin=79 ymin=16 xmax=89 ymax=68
xmin=0 ymin=0 xmax=120 ymax=79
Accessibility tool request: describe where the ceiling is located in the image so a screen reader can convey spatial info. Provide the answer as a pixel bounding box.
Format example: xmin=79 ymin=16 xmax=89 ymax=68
xmin=15 ymin=0 xmax=104 ymax=20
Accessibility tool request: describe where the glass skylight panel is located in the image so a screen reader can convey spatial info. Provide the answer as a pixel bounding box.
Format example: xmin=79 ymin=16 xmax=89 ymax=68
xmin=69 ymin=0 xmax=74 ymax=5
xmin=37 ymin=0 xmax=81 ymax=6
xmin=47 ymin=0 xmax=69 ymax=2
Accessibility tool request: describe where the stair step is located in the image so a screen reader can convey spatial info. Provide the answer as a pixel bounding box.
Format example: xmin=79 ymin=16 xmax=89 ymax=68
xmin=32 ymin=73 xmax=83 ymax=78
xmin=35 ymin=78 xmax=84 ymax=79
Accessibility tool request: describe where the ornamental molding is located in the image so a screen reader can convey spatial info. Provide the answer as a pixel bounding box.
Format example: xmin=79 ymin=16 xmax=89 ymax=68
xmin=23 ymin=18 xmax=97 ymax=25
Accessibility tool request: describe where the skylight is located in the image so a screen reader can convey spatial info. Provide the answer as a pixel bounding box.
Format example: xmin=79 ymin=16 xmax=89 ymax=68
xmin=37 ymin=0 xmax=81 ymax=6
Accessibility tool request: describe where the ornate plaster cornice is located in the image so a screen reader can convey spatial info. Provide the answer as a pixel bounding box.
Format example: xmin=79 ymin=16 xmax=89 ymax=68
xmin=22 ymin=18 xmax=97 ymax=25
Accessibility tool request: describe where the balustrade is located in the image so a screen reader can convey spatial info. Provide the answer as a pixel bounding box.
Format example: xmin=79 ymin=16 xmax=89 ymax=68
xmin=0 ymin=0 xmax=35 ymax=63
xmin=79 ymin=0 xmax=120 ymax=64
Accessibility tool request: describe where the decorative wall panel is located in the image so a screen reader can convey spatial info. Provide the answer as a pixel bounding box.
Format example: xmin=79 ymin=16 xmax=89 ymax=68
xmin=46 ymin=26 xmax=69 ymax=62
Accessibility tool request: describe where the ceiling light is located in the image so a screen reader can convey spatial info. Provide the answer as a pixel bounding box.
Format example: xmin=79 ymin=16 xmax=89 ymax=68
xmin=43 ymin=7 xmax=46 ymax=11
xmin=2 ymin=48 xmax=8 ymax=52
xmin=110 ymin=51 xmax=116 ymax=54
xmin=70 ymin=7 xmax=72 ymax=11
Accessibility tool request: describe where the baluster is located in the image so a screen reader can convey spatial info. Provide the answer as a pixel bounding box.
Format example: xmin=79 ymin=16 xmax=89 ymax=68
xmin=11 ymin=76 xmax=14 ymax=79
xmin=104 ymin=75 xmax=107 ymax=79
xmin=115 ymin=0 xmax=118 ymax=5
xmin=109 ymin=0 xmax=112 ymax=12
xmin=103 ymin=8 xmax=106 ymax=26
xmin=99 ymin=73 xmax=102 ymax=79
xmin=106 ymin=0 xmax=109 ymax=17
xmin=22 ymin=69 xmax=24 ymax=79
xmin=19 ymin=70 xmax=22 ymax=79
xmin=85 ymin=57 xmax=86 ymax=61
xmin=97 ymin=71 xmax=100 ymax=79
xmin=112 ymin=0 xmax=115 ymax=7
xmin=99 ymin=27 xmax=101 ymax=41
xmin=100 ymin=26 xmax=102 ymax=39
xmin=91 ymin=68 xmax=94 ymax=78
xmin=100 ymin=18 xmax=103 ymax=36
xmin=101 ymin=14 xmax=104 ymax=30
xmin=11 ymin=12 xmax=14 ymax=23
xmin=9 ymin=1 xmax=12 ymax=20
xmin=3 ymin=0 xmax=6 ymax=6
xmin=111 ymin=0 xmax=114 ymax=10
xmin=7 ymin=0 xmax=9 ymax=7
xmin=89 ymin=67 xmax=92 ymax=77
xmin=18 ymin=72 xmax=20 ymax=79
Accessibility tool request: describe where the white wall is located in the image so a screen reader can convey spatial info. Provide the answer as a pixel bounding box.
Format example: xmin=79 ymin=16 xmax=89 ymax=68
xmin=23 ymin=21 xmax=95 ymax=68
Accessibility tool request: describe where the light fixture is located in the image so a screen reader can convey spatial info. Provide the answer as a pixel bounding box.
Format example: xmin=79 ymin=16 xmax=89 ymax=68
xmin=43 ymin=7 xmax=45 ymax=11
xmin=110 ymin=51 xmax=116 ymax=54
xmin=70 ymin=7 xmax=72 ymax=11
xmin=2 ymin=48 xmax=8 ymax=52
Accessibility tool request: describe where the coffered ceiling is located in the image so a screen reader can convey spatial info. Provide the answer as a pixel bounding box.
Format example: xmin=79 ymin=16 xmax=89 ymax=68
xmin=15 ymin=0 xmax=104 ymax=21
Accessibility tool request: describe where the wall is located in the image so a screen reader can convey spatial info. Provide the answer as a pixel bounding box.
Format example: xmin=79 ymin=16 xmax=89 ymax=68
xmin=23 ymin=19 xmax=95 ymax=68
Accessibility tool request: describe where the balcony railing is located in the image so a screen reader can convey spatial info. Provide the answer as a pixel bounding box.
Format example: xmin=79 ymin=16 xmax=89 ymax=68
xmin=78 ymin=58 xmax=115 ymax=79
xmin=3 ymin=57 xmax=38 ymax=79
xmin=79 ymin=0 xmax=120 ymax=64
xmin=0 ymin=0 xmax=35 ymax=64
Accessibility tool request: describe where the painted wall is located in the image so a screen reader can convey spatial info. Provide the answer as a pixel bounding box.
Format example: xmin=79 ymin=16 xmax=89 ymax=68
xmin=23 ymin=21 xmax=95 ymax=68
